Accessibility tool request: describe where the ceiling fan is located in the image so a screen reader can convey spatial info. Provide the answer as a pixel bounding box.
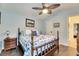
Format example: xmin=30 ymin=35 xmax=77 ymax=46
xmin=32 ymin=3 xmax=60 ymax=15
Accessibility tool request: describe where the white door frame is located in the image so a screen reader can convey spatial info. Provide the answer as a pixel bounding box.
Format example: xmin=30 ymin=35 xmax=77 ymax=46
xmin=68 ymin=15 xmax=79 ymax=49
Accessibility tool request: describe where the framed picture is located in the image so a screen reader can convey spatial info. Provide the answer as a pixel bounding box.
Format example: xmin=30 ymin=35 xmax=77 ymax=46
xmin=0 ymin=12 xmax=1 ymax=24
xmin=25 ymin=18 xmax=35 ymax=27
xmin=53 ymin=23 xmax=60 ymax=28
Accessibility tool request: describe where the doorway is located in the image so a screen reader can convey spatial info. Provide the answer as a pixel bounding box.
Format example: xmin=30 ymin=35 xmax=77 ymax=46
xmin=68 ymin=16 xmax=79 ymax=55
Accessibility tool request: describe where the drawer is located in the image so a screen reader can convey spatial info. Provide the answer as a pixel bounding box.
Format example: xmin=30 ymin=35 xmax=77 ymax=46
xmin=5 ymin=45 xmax=10 ymax=49
xmin=5 ymin=40 xmax=16 ymax=42
xmin=9 ymin=44 xmax=16 ymax=47
xmin=4 ymin=44 xmax=16 ymax=50
xmin=5 ymin=41 xmax=16 ymax=44
xmin=5 ymin=43 xmax=16 ymax=47
xmin=4 ymin=44 xmax=16 ymax=47
xmin=4 ymin=37 xmax=17 ymax=50
xmin=5 ymin=42 xmax=16 ymax=46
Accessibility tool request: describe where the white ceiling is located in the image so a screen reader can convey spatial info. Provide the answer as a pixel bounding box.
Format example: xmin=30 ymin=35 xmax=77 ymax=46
xmin=0 ymin=3 xmax=79 ymax=14
xmin=0 ymin=3 xmax=79 ymax=20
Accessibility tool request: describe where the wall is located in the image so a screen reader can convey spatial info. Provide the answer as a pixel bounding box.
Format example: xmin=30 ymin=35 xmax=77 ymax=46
xmin=0 ymin=9 xmax=43 ymax=50
xmin=44 ymin=7 xmax=79 ymax=46
xmin=45 ymin=14 xmax=68 ymax=46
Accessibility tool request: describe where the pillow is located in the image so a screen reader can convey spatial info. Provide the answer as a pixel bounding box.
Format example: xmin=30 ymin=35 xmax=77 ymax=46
xmin=32 ymin=31 xmax=37 ymax=36
xmin=25 ymin=30 xmax=31 ymax=35
xmin=36 ymin=30 xmax=40 ymax=35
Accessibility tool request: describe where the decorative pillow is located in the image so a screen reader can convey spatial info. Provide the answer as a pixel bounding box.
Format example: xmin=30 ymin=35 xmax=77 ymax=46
xmin=36 ymin=30 xmax=40 ymax=35
xmin=32 ymin=31 xmax=37 ymax=36
xmin=25 ymin=30 xmax=31 ymax=36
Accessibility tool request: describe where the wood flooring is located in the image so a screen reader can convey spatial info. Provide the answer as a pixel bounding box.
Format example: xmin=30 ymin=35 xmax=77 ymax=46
xmin=0 ymin=45 xmax=77 ymax=56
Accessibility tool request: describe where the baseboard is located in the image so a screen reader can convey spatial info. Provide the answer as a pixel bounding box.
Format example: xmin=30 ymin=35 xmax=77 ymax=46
xmin=59 ymin=43 xmax=68 ymax=47
xmin=0 ymin=50 xmax=1 ymax=53
xmin=0 ymin=49 xmax=2 ymax=53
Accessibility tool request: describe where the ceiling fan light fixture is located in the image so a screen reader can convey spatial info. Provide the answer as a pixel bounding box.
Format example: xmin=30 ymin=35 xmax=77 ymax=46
xmin=42 ymin=9 xmax=48 ymax=14
xmin=32 ymin=3 xmax=60 ymax=15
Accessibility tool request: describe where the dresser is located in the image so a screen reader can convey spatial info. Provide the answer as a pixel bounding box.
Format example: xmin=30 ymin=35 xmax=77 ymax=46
xmin=4 ymin=37 xmax=17 ymax=51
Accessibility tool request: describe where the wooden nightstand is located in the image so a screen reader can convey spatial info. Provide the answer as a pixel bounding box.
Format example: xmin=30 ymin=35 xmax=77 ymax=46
xmin=4 ymin=37 xmax=17 ymax=51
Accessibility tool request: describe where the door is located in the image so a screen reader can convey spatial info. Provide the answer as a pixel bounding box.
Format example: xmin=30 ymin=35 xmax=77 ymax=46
xmin=77 ymin=24 xmax=79 ymax=53
xmin=68 ymin=16 xmax=79 ymax=55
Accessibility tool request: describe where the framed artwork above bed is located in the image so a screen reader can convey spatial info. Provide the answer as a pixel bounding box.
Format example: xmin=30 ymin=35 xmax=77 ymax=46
xmin=25 ymin=18 xmax=35 ymax=27
xmin=53 ymin=22 xmax=60 ymax=28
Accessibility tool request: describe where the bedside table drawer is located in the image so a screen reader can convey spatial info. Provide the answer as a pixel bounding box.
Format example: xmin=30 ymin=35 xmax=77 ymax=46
xmin=4 ymin=37 xmax=17 ymax=51
xmin=5 ymin=41 xmax=16 ymax=45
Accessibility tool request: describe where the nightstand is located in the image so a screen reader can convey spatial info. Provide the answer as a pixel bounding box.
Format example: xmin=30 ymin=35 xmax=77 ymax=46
xmin=4 ymin=37 xmax=17 ymax=51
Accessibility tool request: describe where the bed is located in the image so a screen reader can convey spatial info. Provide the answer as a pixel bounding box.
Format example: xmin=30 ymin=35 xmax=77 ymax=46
xmin=18 ymin=28 xmax=59 ymax=56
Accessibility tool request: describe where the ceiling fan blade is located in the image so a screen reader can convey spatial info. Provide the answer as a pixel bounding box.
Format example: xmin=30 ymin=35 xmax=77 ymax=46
xmin=39 ymin=12 xmax=42 ymax=15
xmin=32 ymin=7 xmax=43 ymax=10
xmin=48 ymin=4 xmax=60 ymax=9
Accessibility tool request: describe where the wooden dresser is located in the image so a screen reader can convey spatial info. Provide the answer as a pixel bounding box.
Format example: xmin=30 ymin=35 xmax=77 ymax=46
xmin=4 ymin=37 xmax=17 ymax=51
